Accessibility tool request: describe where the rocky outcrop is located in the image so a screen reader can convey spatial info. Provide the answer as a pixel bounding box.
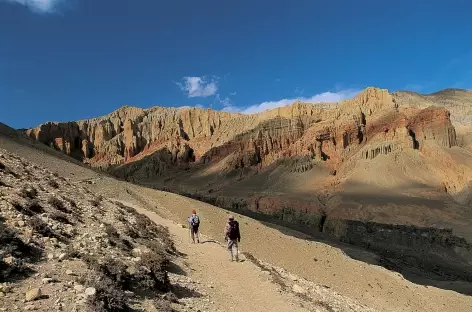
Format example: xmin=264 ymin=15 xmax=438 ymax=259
xmin=393 ymin=88 xmax=472 ymax=127
xmin=407 ymin=107 xmax=457 ymax=148
xmin=26 ymin=122 xmax=83 ymax=158
xmin=26 ymin=87 xmax=460 ymax=173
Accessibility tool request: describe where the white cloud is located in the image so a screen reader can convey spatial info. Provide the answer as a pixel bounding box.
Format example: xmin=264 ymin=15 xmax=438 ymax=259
xmin=223 ymin=89 xmax=360 ymax=114
xmin=214 ymin=94 xmax=232 ymax=108
xmin=177 ymin=104 xmax=205 ymax=110
xmin=176 ymin=76 xmax=218 ymax=98
xmin=3 ymin=0 xmax=64 ymax=13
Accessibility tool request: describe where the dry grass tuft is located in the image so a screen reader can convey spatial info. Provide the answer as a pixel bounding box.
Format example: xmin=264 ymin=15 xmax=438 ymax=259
xmin=85 ymin=273 xmax=129 ymax=312
xmin=47 ymin=179 xmax=59 ymax=189
xmin=47 ymin=196 xmax=70 ymax=213
xmin=18 ymin=186 xmax=37 ymax=199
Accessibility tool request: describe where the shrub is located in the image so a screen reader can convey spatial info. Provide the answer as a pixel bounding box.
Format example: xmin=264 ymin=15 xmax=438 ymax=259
xmin=128 ymin=212 xmax=175 ymax=253
xmin=18 ymin=186 xmax=38 ymax=199
xmin=48 ymin=179 xmax=59 ymax=189
xmin=85 ymin=274 xmax=128 ymax=312
xmin=123 ymin=224 xmax=139 ymax=239
xmin=121 ymin=238 xmax=133 ymax=250
xmin=49 ymin=211 xmax=72 ymax=224
xmin=11 ymin=200 xmax=34 ymax=216
xmin=134 ymin=213 xmax=154 ymax=230
xmin=90 ymin=195 xmax=103 ymax=207
xmin=5 ymin=167 xmax=19 ymax=178
xmin=81 ymin=255 xmax=131 ymax=289
xmin=64 ymin=197 xmax=77 ymax=208
xmin=103 ymin=224 xmax=119 ymax=238
xmin=81 ymin=251 xmax=170 ymax=293
xmin=114 ymin=201 xmax=135 ymax=214
xmin=137 ymin=252 xmax=170 ymax=291
xmin=48 ymin=196 xmax=69 ymax=213
xmin=26 ymin=199 xmax=44 ymax=214
xmin=0 ymin=224 xmax=41 ymax=279
xmin=153 ymin=299 xmax=173 ymax=312
xmin=28 ymin=217 xmax=54 ymax=237
xmin=129 ymin=213 xmax=175 ymax=252
xmin=65 ymin=245 xmax=81 ymax=259
xmin=103 ymin=224 xmax=132 ymax=252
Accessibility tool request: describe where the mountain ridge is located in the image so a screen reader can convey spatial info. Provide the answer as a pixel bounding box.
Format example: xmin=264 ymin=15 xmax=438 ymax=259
xmin=21 ymin=86 xmax=472 ymax=282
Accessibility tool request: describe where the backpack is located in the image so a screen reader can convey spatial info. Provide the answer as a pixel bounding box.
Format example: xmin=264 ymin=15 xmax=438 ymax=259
xmin=227 ymin=221 xmax=239 ymax=240
xmin=190 ymin=215 xmax=200 ymax=226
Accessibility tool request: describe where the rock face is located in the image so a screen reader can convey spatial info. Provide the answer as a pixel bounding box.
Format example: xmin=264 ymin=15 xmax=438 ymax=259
xmin=393 ymin=88 xmax=472 ymax=152
xmin=25 ymin=87 xmax=460 ymax=170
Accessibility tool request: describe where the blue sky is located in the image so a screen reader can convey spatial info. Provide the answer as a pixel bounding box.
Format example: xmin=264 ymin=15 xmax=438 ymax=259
xmin=1 ymin=0 xmax=472 ymax=129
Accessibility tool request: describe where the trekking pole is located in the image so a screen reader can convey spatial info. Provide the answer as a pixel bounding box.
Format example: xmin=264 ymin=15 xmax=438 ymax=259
xmin=238 ymin=241 xmax=241 ymax=260
xmin=188 ymin=225 xmax=191 ymax=243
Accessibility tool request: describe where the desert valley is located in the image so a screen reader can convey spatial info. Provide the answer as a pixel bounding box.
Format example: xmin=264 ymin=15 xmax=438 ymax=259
xmin=1 ymin=87 xmax=472 ymax=311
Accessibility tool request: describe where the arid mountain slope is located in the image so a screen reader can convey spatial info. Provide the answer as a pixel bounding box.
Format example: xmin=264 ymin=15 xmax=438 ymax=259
xmin=24 ymin=87 xmax=472 ymax=281
xmin=393 ymin=88 xmax=472 ymax=150
xmin=2 ymin=121 xmax=472 ymax=312
xmin=393 ymin=88 xmax=472 ymax=126
xmin=0 ymin=148 xmax=178 ymax=311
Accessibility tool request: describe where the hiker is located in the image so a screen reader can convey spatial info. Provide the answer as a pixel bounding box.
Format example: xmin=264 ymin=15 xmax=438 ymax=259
xmin=187 ymin=209 xmax=200 ymax=243
xmin=224 ymin=215 xmax=241 ymax=261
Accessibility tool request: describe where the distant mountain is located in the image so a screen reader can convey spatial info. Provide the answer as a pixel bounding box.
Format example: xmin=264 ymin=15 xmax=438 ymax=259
xmin=393 ymin=88 xmax=472 ymax=126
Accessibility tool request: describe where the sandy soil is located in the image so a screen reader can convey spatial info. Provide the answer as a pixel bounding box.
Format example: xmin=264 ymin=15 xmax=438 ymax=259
xmin=127 ymin=203 xmax=373 ymax=312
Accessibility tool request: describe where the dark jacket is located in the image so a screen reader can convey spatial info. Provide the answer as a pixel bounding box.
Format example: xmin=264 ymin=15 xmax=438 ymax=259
xmin=225 ymin=220 xmax=241 ymax=240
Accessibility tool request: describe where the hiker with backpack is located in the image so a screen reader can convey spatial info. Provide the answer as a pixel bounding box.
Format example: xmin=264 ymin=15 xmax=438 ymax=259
xmin=188 ymin=209 xmax=200 ymax=243
xmin=224 ymin=215 xmax=241 ymax=261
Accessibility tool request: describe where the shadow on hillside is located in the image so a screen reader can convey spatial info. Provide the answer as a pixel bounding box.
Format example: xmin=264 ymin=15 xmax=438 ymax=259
xmin=0 ymin=215 xmax=43 ymax=283
xmin=151 ymin=183 xmax=472 ymax=297
xmin=171 ymin=283 xmax=204 ymax=299
xmin=260 ymin=219 xmax=472 ymax=296
xmin=456 ymin=181 xmax=472 ymax=207
xmin=168 ymin=262 xmax=187 ymax=276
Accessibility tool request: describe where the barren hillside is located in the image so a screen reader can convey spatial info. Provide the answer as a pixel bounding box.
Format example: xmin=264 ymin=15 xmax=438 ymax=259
xmin=0 ymin=148 xmax=178 ymax=311
xmin=2 ymin=115 xmax=472 ymax=312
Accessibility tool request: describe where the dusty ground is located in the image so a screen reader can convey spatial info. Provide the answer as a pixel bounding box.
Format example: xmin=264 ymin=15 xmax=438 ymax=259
xmin=129 ymin=203 xmax=375 ymax=312
xmin=0 ymin=149 xmax=180 ymax=311
xmin=2 ymin=128 xmax=472 ymax=311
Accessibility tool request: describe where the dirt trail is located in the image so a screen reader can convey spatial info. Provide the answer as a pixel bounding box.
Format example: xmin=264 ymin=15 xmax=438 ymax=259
xmin=127 ymin=203 xmax=373 ymax=312
xmin=135 ymin=205 xmax=306 ymax=312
